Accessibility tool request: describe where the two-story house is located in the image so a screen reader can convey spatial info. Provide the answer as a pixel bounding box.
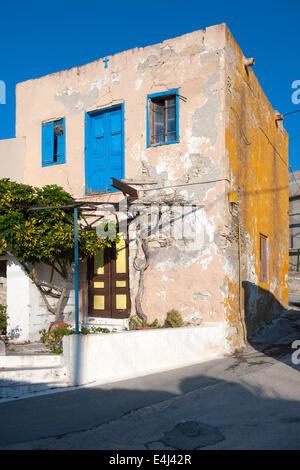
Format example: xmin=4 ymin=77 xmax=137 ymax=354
xmin=1 ymin=23 xmax=289 ymax=352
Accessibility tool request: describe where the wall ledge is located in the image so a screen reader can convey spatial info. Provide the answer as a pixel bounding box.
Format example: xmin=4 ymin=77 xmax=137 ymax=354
xmin=62 ymin=322 xmax=226 ymax=386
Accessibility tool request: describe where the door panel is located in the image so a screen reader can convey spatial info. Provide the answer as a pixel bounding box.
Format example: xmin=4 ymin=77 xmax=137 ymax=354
xmin=108 ymin=109 xmax=123 ymax=179
xmin=85 ymin=105 xmax=123 ymax=193
xmin=110 ymin=233 xmax=130 ymax=318
xmin=88 ymin=234 xmax=130 ymax=319
xmin=88 ymin=246 xmax=111 ymax=317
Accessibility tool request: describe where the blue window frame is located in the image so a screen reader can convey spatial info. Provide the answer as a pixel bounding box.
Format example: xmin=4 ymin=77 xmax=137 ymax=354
xmin=42 ymin=118 xmax=65 ymax=166
xmin=84 ymin=104 xmax=124 ymax=194
xmin=147 ymin=89 xmax=179 ymax=147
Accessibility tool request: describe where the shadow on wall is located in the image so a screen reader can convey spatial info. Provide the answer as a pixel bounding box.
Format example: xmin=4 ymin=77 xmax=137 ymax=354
xmin=242 ymin=281 xmax=286 ymax=338
xmin=8 ymin=326 xmax=22 ymax=341
xmin=242 ymin=281 xmax=286 ymax=339
xmin=242 ymin=281 xmax=300 ymax=370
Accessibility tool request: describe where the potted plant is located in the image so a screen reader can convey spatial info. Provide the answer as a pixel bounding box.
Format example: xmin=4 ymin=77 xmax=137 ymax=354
xmin=0 ymin=305 xmax=7 ymax=350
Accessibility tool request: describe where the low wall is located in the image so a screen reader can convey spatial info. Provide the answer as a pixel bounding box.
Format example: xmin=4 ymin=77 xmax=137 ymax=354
xmin=62 ymin=322 xmax=225 ymax=386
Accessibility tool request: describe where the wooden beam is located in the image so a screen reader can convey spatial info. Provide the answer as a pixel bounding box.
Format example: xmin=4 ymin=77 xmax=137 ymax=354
xmin=111 ymin=178 xmax=139 ymax=199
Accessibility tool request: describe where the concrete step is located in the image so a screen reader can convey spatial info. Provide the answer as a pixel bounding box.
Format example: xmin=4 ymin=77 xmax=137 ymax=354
xmin=0 ymin=364 xmax=68 ymax=384
xmin=84 ymin=317 xmax=129 ymax=332
xmin=5 ymin=342 xmax=50 ymax=355
xmin=0 ymin=360 xmax=70 ymax=401
xmin=0 ymin=348 xmax=71 ymax=401
xmin=0 ymin=354 xmax=63 ymax=368
xmin=0 ymin=354 xmax=62 ymax=369
xmin=0 ymin=379 xmax=71 ymax=401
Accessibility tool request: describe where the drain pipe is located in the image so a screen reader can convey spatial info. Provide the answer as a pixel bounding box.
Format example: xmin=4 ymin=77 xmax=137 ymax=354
xmin=74 ymin=207 xmax=79 ymax=335
xmin=238 ymin=221 xmax=247 ymax=344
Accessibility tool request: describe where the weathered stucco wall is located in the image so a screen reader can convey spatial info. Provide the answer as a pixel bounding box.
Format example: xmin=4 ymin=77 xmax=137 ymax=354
xmin=224 ymin=27 xmax=289 ymax=346
xmin=15 ymin=24 xmax=230 ymax=328
xmin=16 ymin=25 xmax=226 ymax=199
xmin=0 ymin=137 xmax=25 ymax=183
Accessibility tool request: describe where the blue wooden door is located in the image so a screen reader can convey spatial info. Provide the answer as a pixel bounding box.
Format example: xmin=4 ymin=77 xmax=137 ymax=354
xmin=85 ymin=105 xmax=124 ymax=193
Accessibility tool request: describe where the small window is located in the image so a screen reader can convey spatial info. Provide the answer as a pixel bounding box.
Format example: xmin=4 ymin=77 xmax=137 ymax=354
xmin=42 ymin=118 xmax=65 ymax=166
xmin=147 ymin=90 xmax=179 ymax=146
xmin=259 ymin=234 xmax=268 ymax=283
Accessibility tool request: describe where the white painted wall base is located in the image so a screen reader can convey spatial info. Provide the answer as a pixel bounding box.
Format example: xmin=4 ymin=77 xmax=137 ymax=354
xmin=62 ymin=322 xmax=225 ymax=386
xmin=83 ymin=317 xmax=129 ymax=331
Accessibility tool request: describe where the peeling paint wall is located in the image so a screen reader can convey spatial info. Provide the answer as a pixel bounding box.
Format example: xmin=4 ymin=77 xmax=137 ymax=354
xmin=16 ymin=26 xmax=227 ymax=199
xmin=224 ymin=26 xmax=289 ymax=348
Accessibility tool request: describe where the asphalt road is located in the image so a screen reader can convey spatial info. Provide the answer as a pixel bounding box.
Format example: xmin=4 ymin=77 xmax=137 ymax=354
xmin=1 ymin=309 xmax=300 ymax=450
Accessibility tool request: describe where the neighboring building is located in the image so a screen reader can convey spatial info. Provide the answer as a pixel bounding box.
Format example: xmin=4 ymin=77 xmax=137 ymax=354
xmin=0 ymin=137 xmax=25 ymax=318
xmin=288 ymin=171 xmax=300 ymax=295
xmin=1 ymin=23 xmax=289 ymax=351
xmin=289 ymin=170 xmax=300 ymax=270
xmin=0 ymin=137 xmax=25 ymax=183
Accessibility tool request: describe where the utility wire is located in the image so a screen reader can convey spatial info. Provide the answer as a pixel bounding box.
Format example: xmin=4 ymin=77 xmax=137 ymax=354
xmin=140 ymin=178 xmax=230 ymax=192
xmin=283 ymin=110 xmax=300 ymax=117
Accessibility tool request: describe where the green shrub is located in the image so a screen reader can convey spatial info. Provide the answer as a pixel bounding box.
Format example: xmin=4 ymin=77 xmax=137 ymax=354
xmin=80 ymin=325 xmax=111 ymax=335
xmin=40 ymin=324 xmax=75 ymax=354
xmin=129 ymin=315 xmax=143 ymax=329
xmin=0 ymin=305 xmax=7 ymax=335
xmin=80 ymin=326 xmax=91 ymax=335
xmin=148 ymin=319 xmax=159 ymax=328
xmin=129 ymin=315 xmax=160 ymax=330
xmin=165 ymin=309 xmax=183 ymax=328
xmin=40 ymin=323 xmax=112 ymax=354
xmin=89 ymin=326 xmax=111 ymax=334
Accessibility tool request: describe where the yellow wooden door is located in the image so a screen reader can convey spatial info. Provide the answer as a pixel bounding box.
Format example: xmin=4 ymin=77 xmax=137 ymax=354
xmin=88 ymin=233 xmax=130 ymax=318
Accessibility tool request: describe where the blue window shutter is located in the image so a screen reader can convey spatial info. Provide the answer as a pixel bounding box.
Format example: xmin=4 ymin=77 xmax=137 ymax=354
xmin=56 ymin=118 xmax=65 ymax=164
xmin=42 ymin=122 xmax=54 ymax=166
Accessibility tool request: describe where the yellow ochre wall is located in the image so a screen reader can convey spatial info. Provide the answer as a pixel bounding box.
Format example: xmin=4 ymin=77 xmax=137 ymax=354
xmin=224 ymin=27 xmax=289 ymax=347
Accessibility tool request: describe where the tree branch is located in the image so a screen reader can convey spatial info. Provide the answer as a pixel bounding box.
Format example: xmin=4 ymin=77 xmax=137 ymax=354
xmin=133 ymin=238 xmax=150 ymax=323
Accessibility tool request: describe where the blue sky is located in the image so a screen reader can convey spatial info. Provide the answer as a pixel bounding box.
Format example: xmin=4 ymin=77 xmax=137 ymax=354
xmin=0 ymin=0 xmax=299 ymax=169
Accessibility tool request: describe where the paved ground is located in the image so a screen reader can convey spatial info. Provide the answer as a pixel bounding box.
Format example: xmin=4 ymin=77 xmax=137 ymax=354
xmin=1 ymin=307 xmax=300 ymax=450
xmin=288 ymin=293 xmax=300 ymax=309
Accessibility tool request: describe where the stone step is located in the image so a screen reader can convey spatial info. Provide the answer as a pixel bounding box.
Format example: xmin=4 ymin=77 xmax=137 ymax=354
xmin=0 ymin=364 xmax=68 ymax=384
xmin=84 ymin=317 xmax=129 ymax=332
xmin=0 ymin=379 xmax=71 ymax=401
xmin=0 ymin=354 xmax=63 ymax=369
xmin=0 ymin=348 xmax=70 ymax=401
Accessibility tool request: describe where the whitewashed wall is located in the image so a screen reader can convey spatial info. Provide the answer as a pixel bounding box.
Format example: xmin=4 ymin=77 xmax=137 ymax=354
xmin=63 ymin=323 xmax=226 ymax=386
xmin=6 ymin=257 xmax=76 ymax=342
